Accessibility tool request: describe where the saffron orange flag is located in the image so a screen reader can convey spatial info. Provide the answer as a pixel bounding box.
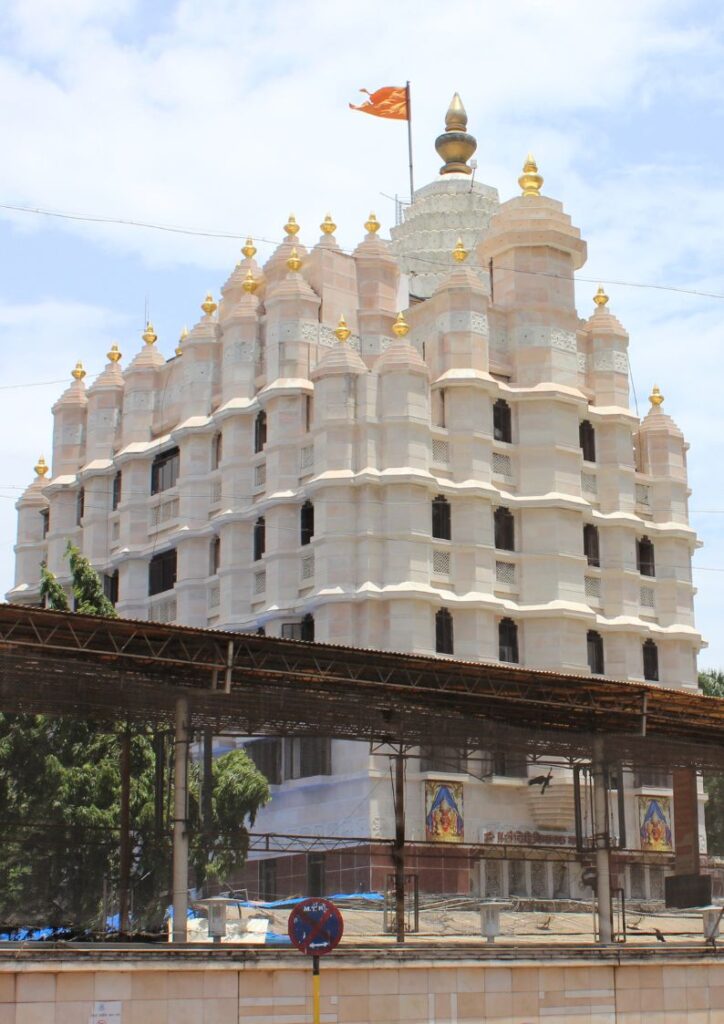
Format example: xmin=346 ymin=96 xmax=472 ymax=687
xmin=349 ymin=85 xmax=409 ymax=121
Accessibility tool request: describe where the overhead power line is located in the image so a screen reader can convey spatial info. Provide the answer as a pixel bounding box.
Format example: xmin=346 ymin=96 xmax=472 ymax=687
xmin=2 ymin=200 xmax=724 ymax=301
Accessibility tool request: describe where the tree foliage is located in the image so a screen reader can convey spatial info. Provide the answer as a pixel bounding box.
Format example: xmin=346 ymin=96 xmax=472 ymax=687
xmin=700 ymin=669 xmax=724 ymax=856
xmin=0 ymin=546 xmax=270 ymax=930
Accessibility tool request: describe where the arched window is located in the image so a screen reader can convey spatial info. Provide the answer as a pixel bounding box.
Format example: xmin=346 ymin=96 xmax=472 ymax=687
xmin=432 ymin=495 xmax=451 ymax=540
xmin=253 ymin=517 xmax=265 ymax=561
xmin=300 ymin=501 xmax=314 ymax=546
xmin=151 ymin=446 xmax=180 ymax=495
xmin=434 ymin=388 xmax=446 ymax=428
xmin=499 ymin=618 xmax=519 ymax=664
xmin=579 ymin=420 xmax=596 ymax=462
xmin=643 ymin=639 xmax=659 ymax=681
xmin=583 ymin=524 xmax=600 ymax=567
xmin=210 ymin=536 xmax=221 ymax=575
xmin=587 ymin=630 xmax=604 ymax=674
xmin=494 ymin=507 xmax=515 ymax=551
xmin=636 ymin=536 xmax=655 ymax=577
xmin=493 ymin=399 xmax=512 ymax=443
xmin=254 ymin=411 xmax=267 ymax=454
xmin=300 ymin=613 xmax=315 ymax=642
xmin=211 ymin=432 xmax=223 ymax=470
xmin=435 ymin=608 xmax=454 ymax=654
xmin=112 ymin=471 xmax=122 ymax=511
xmin=149 ymin=548 xmax=177 ymax=596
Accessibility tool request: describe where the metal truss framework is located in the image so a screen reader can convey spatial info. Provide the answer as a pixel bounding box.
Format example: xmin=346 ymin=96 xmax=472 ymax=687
xmin=0 ymin=604 xmax=722 ymax=771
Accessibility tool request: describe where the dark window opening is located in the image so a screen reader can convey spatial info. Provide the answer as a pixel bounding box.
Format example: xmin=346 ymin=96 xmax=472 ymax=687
xmin=254 ymin=411 xmax=267 ymax=454
xmin=211 ymin=432 xmax=223 ymax=470
xmin=493 ymin=399 xmax=512 ymax=443
xmin=40 ymin=508 xmax=49 ymax=539
xmin=284 ymin=737 xmax=331 ymax=779
xmin=489 ymin=752 xmax=528 ymax=778
xmin=434 ymin=388 xmax=446 ymax=428
xmin=633 ymin=768 xmax=672 ymax=788
xmin=419 ymin=745 xmax=466 ymax=773
xmin=281 ymin=615 xmax=315 ymax=642
xmin=210 ymin=536 xmax=221 ymax=576
xmin=494 ymin=507 xmax=515 ymax=551
xmin=76 ymin=488 xmax=85 ymax=526
xmin=259 ymin=858 xmax=277 ymax=901
xmin=246 ymin=738 xmax=282 ymax=785
xmin=148 ymin=548 xmax=177 ymax=596
xmin=587 ymin=630 xmax=605 ymax=675
xmin=583 ymin=524 xmax=600 ymax=567
xmin=307 ymin=852 xmax=325 ymax=898
xmin=435 ymin=608 xmax=454 ymax=655
xmin=643 ymin=639 xmax=659 ymax=681
xmin=499 ymin=618 xmax=519 ymax=663
xmin=304 ymin=395 xmax=312 ymax=433
xmin=253 ymin=517 xmax=265 ymax=561
xmin=637 ymin=536 xmax=655 ymax=577
xmin=300 ymin=501 xmax=314 ymax=546
xmin=432 ymin=495 xmax=451 ymax=540
xmin=112 ymin=472 xmax=122 ymax=511
xmin=579 ymin=420 xmax=596 ymax=462
xmin=151 ymin=447 xmax=180 ymax=495
xmin=103 ymin=570 xmax=119 ymax=606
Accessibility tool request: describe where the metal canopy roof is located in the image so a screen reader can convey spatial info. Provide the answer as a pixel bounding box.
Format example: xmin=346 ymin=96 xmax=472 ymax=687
xmin=0 ymin=603 xmax=721 ymax=770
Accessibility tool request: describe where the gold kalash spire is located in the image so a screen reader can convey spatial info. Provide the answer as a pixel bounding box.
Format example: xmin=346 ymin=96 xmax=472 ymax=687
xmin=435 ymin=93 xmax=477 ymax=176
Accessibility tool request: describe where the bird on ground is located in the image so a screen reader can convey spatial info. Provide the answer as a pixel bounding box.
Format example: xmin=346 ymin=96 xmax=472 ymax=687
xmin=653 ymin=928 xmax=666 ymax=942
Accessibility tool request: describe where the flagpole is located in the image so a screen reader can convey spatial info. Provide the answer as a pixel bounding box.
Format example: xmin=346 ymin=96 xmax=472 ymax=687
xmin=406 ymin=81 xmax=414 ymax=202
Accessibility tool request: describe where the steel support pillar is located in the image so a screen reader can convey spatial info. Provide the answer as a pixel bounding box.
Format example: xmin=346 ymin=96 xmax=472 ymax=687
xmin=592 ymin=736 xmax=613 ymax=945
xmin=392 ymin=750 xmax=406 ymax=943
xmin=172 ymin=695 xmax=189 ymax=943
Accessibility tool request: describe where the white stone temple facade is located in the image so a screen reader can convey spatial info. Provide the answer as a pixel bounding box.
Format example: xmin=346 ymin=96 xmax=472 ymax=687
xmin=10 ymin=96 xmax=703 ymax=901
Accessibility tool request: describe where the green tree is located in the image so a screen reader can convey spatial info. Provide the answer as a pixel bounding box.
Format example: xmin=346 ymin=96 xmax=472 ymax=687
xmin=699 ymin=669 xmax=724 ymax=856
xmin=0 ymin=545 xmax=269 ymax=930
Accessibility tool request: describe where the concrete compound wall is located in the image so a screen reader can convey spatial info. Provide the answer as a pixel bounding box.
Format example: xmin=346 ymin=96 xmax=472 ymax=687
xmin=2 ymin=954 xmax=724 ymax=1023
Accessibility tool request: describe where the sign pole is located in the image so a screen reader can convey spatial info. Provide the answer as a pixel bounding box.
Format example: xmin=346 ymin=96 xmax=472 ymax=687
xmin=312 ymin=955 xmax=320 ymax=1024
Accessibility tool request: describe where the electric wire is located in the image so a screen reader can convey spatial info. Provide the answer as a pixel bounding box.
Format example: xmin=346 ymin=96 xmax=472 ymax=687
xmin=3 ymin=199 xmax=724 ymax=301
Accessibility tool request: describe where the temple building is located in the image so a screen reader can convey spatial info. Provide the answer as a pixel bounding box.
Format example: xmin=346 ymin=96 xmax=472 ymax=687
xmin=9 ymin=95 xmax=703 ymax=902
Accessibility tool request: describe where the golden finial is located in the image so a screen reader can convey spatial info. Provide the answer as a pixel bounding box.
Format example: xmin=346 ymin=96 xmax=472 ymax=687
xmin=242 ymin=237 xmax=257 ymax=259
xmin=71 ymin=361 xmax=86 ymax=381
xmin=242 ymin=270 xmax=258 ymax=293
xmin=519 ymin=154 xmax=543 ymax=196
xmin=201 ymin=292 xmax=217 ymax=317
xmin=284 ymin=214 xmax=300 ymax=237
xmin=335 ymin=315 xmax=351 ymax=342
xmin=593 ymin=285 xmax=609 ymax=307
xmin=445 ymin=92 xmax=468 ymax=132
xmin=435 ymin=93 xmax=477 ymax=176
xmin=175 ymin=326 xmax=188 ymax=357
xmin=142 ymin=322 xmax=157 ymax=345
xmin=107 ymin=343 xmax=122 ymax=363
xmin=452 ymin=237 xmax=468 ymax=263
xmin=364 ymin=212 xmax=381 ymax=234
xmin=392 ymin=312 xmax=410 ymax=338
xmin=649 ymin=385 xmax=664 ymax=408
xmin=34 ymin=455 xmax=48 ymax=478
xmin=286 ymin=247 xmax=302 ymax=272
xmin=321 ymin=214 xmax=336 ymax=235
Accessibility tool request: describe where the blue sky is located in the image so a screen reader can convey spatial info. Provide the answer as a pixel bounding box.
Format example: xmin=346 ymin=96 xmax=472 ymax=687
xmin=0 ymin=0 xmax=722 ymax=668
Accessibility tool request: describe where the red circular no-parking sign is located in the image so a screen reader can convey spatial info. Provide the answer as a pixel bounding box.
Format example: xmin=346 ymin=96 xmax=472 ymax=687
xmin=287 ymin=897 xmax=344 ymax=956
